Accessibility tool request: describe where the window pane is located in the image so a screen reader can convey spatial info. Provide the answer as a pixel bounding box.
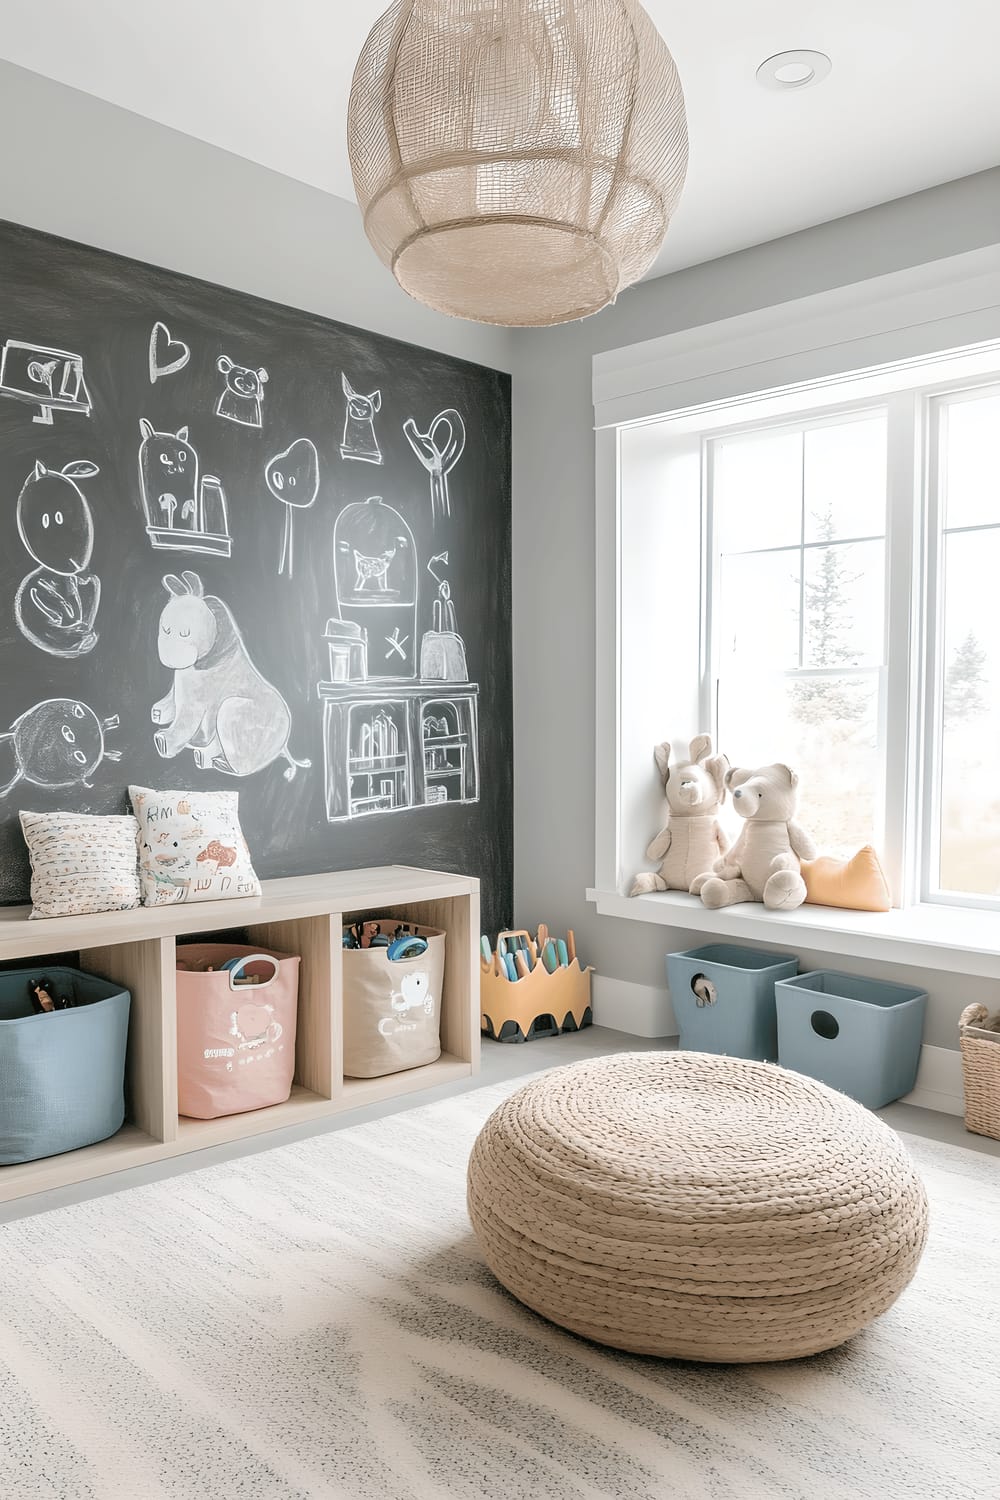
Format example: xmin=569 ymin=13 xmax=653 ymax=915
xmin=715 ymin=430 xmax=802 ymax=554
xmin=942 ymin=392 xmax=1000 ymax=531
xmin=937 ymin=529 xmax=1000 ymax=897
xmin=802 ymin=540 xmax=885 ymax=668
xmin=718 ymin=672 xmax=882 ymax=859
xmin=804 ymin=415 xmax=887 ymax=542
xmin=718 ymin=550 xmax=800 ymax=669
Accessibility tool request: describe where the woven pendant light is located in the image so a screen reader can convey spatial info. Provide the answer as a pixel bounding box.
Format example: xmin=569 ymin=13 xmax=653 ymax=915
xmin=348 ymin=1 xmax=688 ymax=327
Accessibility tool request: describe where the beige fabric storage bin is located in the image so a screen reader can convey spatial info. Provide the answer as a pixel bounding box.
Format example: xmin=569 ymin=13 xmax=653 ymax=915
xmin=343 ymin=926 xmax=445 ymax=1078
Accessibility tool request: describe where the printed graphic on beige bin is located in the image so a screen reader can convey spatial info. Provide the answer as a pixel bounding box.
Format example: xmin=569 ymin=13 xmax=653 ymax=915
xmin=379 ymin=970 xmax=435 ymax=1038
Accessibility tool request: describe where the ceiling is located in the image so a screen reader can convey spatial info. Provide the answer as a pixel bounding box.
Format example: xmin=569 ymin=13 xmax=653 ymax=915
xmin=1 ymin=1 xmax=998 ymax=278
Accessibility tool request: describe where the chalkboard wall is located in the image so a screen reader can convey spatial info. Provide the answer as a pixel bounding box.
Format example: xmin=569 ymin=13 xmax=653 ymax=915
xmin=0 ymin=219 xmax=512 ymax=930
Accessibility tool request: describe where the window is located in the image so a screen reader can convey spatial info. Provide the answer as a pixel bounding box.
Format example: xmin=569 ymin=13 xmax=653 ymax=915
xmin=613 ymin=360 xmax=1000 ymax=914
xmin=710 ymin=414 xmax=888 ymax=859
xmin=929 ymin=388 xmax=1000 ymax=903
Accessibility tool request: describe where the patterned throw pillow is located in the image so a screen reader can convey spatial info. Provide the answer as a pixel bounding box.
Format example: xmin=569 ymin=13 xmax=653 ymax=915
xmin=20 ymin=811 xmax=142 ymax=919
xmin=129 ymin=786 xmax=261 ymax=907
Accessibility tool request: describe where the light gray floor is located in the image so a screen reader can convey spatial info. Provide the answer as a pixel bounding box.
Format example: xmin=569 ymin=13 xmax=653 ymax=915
xmin=2 ymin=1026 xmax=997 ymax=1223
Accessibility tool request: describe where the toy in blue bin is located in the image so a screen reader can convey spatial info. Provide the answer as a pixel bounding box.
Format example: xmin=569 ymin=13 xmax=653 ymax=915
xmin=0 ymin=966 xmax=130 ymax=1165
xmin=666 ymin=943 xmax=798 ymax=1062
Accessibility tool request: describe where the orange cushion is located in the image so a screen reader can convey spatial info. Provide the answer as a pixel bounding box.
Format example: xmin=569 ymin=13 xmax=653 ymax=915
xmin=802 ymin=846 xmax=891 ymax=912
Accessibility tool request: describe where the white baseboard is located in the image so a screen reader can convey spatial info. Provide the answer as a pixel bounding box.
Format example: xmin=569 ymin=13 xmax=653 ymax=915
xmin=591 ymin=977 xmax=964 ymax=1116
xmin=592 ymin=975 xmax=677 ymax=1039
xmin=900 ymin=1043 xmax=964 ymax=1116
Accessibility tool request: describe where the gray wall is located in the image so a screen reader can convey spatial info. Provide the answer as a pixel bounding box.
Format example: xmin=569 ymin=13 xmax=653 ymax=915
xmin=512 ymin=167 xmax=1000 ymax=1048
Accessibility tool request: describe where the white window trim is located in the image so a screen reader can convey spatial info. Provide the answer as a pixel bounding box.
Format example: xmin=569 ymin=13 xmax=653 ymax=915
xmin=590 ymin=243 xmax=1000 ymax=970
xmin=585 ymin=886 xmax=1000 ymax=982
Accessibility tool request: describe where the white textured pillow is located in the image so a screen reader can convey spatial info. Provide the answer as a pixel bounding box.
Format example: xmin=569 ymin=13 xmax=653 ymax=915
xmin=20 ymin=811 xmax=141 ymax=919
xmin=129 ymin=786 xmax=261 ymax=907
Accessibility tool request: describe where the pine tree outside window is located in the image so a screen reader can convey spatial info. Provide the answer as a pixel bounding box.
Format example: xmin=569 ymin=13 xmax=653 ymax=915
xmin=709 ymin=413 xmax=887 ymax=860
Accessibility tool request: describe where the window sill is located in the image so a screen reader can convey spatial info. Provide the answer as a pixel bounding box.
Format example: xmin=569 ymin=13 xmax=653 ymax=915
xmin=586 ymin=887 xmax=1000 ymax=980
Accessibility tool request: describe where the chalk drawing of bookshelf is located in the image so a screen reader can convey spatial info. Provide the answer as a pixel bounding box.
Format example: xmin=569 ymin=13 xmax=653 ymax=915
xmin=318 ymin=682 xmax=479 ymax=822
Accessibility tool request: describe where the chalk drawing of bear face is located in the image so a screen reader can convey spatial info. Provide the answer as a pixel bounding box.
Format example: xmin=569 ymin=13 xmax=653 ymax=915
xmin=216 ymin=356 xmax=269 ymax=428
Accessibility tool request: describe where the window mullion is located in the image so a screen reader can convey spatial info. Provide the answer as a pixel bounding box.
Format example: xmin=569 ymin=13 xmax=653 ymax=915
xmin=798 ymin=432 xmax=806 ymax=669
xmin=701 ymin=437 xmax=718 ymax=738
xmin=882 ymin=390 xmax=924 ymax=908
xmin=920 ymin=400 xmax=946 ymax=903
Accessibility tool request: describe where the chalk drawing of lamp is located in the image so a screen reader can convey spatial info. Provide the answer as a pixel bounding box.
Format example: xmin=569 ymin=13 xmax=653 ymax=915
xmin=403 ymin=409 xmax=466 ymax=523
xmin=0 ymin=341 xmax=92 ymax=425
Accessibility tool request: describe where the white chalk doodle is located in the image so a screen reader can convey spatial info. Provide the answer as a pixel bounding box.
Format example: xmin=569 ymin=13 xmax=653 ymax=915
xmin=138 ymin=419 xmax=232 ymax=557
xmin=420 ymin=552 xmax=468 ymax=681
xmin=334 ymin=495 xmax=417 ymax=680
xmin=340 ymin=374 xmax=383 ymax=464
xmin=317 ymin=684 xmax=480 ymax=822
xmin=420 ymin=697 xmax=480 ymax=808
xmin=265 ymin=438 xmax=319 ymax=578
xmin=319 ymin=510 xmax=480 ymax=820
xmin=152 ymin=570 xmax=310 ymax=781
xmin=385 ymin=628 xmax=410 ymax=662
xmin=0 ymin=700 xmax=120 ymax=798
xmin=403 ymin=409 xmax=465 ymax=522
xmin=148 ymin=321 xmax=191 ymax=383
xmin=354 ymin=548 xmax=397 ymax=593
xmin=15 ymin=459 xmax=101 ymax=657
xmin=0 ymin=340 xmax=92 ymax=425
xmin=216 ymin=355 xmax=268 ymax=428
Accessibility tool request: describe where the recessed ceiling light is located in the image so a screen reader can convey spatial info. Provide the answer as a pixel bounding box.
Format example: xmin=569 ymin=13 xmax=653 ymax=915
xmin=756 ymin=49 xmax=832 ymax=92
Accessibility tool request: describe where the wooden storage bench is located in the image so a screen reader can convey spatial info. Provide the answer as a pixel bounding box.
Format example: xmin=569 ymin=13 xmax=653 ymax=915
xmin=0 ymin=865 xmax=480 ymax=1206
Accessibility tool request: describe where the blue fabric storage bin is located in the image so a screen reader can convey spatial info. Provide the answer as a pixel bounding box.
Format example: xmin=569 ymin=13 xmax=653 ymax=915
xmin=0 ymin=967 xmax=131 ymax=1165
xmin=775 ymin=970 xmax=926 ymax=1110
xmin=666 ymin=943 xmax=799 ymax=1062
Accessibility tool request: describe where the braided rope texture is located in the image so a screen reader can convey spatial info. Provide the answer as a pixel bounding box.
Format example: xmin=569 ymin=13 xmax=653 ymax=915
xmin=467 ymin=1052 xmax=929 ymax=1362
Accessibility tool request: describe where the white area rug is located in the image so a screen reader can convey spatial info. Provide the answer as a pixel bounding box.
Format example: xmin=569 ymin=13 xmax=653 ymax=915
xmin=0 ymin=1076 xmax=997 ymax=1500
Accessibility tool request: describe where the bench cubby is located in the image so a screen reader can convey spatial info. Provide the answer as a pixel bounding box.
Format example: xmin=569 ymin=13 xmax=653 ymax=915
xmin=0 ymin=866 xmax=480 ymax=1205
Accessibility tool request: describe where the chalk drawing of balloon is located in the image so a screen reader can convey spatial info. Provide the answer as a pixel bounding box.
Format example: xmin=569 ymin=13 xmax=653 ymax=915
xmin=0 ymin=699 xmax=121 ymax=797
xmin=265 ymin=438 xmax=319 ymax=579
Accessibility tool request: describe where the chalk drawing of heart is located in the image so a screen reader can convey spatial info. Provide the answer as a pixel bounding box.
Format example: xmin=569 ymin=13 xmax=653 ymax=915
xmin=149 ymin=321 xmax=191 ymax=383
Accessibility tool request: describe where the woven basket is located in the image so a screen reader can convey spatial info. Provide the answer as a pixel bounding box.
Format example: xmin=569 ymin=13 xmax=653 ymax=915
xmin=959 ymin=1004 xmax=1000 ymax=1141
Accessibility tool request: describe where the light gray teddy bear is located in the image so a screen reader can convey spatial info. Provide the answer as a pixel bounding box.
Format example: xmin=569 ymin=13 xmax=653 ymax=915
xmin=690 ymin=762 xmax=816 ymax=910
xmin=630 ymin=735 xmax=730 ymax=896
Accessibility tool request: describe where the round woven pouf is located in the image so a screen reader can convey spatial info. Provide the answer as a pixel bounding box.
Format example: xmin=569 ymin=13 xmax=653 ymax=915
xmin=467 ymin=1052 xmax=929 ymax=1362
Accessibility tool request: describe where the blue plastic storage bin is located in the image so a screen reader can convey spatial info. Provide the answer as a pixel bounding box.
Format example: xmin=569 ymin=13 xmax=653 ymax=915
xmin=775 ymin=970 xmax=926 ymax=1110
xmin=0 ymin=966 xmax=131 ymax=1165
xmin=666 ymin=943 xmax=798 ymax=1062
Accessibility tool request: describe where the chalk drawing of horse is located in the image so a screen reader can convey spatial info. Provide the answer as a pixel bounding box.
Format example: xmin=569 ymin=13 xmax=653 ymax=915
xmin=152 ymin=571 xmax=310 ymax=781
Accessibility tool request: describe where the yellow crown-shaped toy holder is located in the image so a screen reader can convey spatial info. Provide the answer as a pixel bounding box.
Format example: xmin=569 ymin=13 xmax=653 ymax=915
xmin=480 ymin=926 xmax=593 ymax=1043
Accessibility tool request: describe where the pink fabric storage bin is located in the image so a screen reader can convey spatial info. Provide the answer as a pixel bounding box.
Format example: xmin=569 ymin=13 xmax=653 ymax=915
xmin=176 ymin=943 xmax=299 ymax=1119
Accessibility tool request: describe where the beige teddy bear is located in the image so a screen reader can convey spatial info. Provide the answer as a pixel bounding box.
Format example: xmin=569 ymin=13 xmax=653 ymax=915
xmin=690 ymin=763 xmax=816 ymax=911
xmin=630 ymin=735 xmax=730 ymax=896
